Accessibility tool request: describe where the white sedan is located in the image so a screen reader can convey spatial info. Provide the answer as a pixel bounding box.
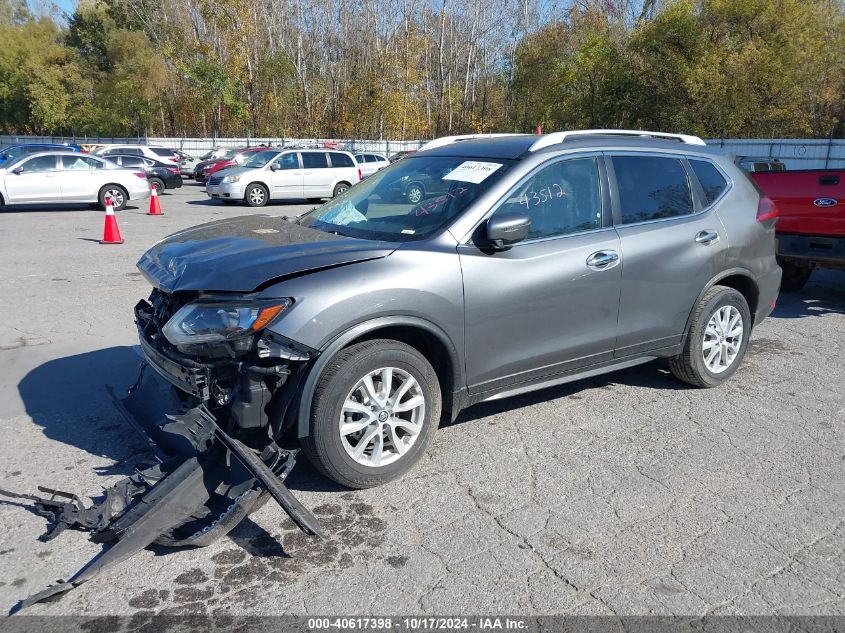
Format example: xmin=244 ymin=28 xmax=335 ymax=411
xmin=0 ymin=152 xmax=151 ymax=211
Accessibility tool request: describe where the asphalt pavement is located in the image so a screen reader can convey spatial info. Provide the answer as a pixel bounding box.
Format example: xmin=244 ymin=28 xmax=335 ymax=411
xmin=0 ymin=184 xmax=842 ymax=617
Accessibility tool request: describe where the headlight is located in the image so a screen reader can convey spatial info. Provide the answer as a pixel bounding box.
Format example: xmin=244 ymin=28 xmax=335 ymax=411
xmin=222 ymin=174 xmax=241 ymax=183
xmin=162 ymin=299 xmax=292 ymax=346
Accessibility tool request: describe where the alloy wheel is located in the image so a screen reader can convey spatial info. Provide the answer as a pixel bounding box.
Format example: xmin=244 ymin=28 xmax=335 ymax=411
xmin=702 ymin=305 xmax=743 ymax=374
xmin=248 ymin=187 xmax=265 ymax=205
xmin=338 ymin=367 xmax=425 ymax=467
xmin=106 ymin=188 xmax=125 ymax=208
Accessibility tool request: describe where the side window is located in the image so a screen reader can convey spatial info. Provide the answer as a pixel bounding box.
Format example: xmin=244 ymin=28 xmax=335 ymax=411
xmin=123 ymin=157 xmax=145 ymax=168
xmin=612 ymin=156 xmax=693 ymax=224
xmin=329 ymin=152 xmax=354 ymax=168
xmin=62 ymin=155 xmax=103 ymax=170
xmin=354 ymin=155 xmax=365 ymax=163
xmin=274 ymin=153 xmax=299 ymax=170
xmin=20 ymin=155 xmax=58 ymax=172
xmin=364 ymin=155 xmax=377 ymax=163
xmin=689 ymin=160 xmax=729 ymax=206
xmin=302 ymin=152 xmax=328 ymax=169
xmin=494 ymin=157 xmax=603 ymax=240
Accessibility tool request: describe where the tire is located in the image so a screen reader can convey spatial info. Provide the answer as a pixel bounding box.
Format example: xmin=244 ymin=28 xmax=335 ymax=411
xmin=779 ymin=260 xmax=812 ymax=292
xmin=669 ymin=285 xmax=752 ymax=388
xmin=406 ymin=183 xmax=424 ymax=204
xmin=302 ymin=339 xmax=442 ymax=489
xmin=332 ymin=182 xmax=351 ymax=198
xmin=148 ymin=177 xmax=165 ymax=194
xmin=245 ymin=183 xmax=268 ymax=207
xmin=98 ymin=185 xmax=128 ymax=211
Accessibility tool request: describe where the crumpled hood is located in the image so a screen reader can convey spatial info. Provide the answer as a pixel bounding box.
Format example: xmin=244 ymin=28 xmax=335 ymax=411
xmin=137 ymin=214 xmax=398 ymax=293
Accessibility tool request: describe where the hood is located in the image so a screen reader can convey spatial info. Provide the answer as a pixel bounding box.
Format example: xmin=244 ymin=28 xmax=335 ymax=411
xmin=214 ymin=166 xmax=253 ymax=178
xmin=137 ymin=214 xmax=398 ymax=293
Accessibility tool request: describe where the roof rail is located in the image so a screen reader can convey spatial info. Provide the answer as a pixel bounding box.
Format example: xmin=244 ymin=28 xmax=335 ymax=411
xmin=417 ymin=133 xmax=524 ymax=152
xmin=529 ymin=129 xmax=706 ymax=152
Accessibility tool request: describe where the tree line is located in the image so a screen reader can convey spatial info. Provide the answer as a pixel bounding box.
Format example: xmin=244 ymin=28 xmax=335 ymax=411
xmin=1 ymin=0 xmax=843 ymax=140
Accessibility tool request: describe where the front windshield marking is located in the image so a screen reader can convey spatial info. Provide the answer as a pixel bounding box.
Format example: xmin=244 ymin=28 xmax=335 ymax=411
xmin=297 ymin=155 xmax=514 ymax=242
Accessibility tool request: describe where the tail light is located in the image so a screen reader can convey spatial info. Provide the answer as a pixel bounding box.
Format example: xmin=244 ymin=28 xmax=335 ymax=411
xmin=756 ymin=196 xmax=778 ymax=223
xmin=357 ymin=167 xmax=363 ymax=182
xmin=168 ymin=167 xmax=179 ymax=174
xmin=133 ymin=171 xmax=147 ymax=179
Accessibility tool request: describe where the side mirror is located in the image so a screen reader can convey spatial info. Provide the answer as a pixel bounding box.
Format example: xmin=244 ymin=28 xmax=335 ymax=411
xmin=12 ymin=166 xmax=23 ymax=175
xmin=269 ymin=163 xmax=278 ymax=171
xmin=484 ymin=212 xmax=530 ymax=248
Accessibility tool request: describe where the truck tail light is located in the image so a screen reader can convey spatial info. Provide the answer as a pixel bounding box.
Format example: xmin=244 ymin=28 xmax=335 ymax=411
xmin=756 ymin=196 xmax=778 ymax=223
xmin=357 ymin=167 xmax=363 ymax=182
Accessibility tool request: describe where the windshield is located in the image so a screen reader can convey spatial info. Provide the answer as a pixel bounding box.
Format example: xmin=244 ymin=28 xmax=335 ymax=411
xmin=1 ymin=146 xmax=27 ymax=160
xmin=242 ymin=150 xmax=280 ymax=168
xmin=297 ymin=155 xmax=515 ymax=241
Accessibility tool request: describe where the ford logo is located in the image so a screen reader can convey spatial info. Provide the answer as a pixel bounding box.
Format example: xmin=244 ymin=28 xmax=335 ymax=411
xmin=813 ymin=198 xmax=838 ymax=207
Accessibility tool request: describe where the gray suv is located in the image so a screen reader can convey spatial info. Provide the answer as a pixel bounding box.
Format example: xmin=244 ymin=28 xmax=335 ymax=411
xmin=134 ymin=130 xmax=781 ymax=489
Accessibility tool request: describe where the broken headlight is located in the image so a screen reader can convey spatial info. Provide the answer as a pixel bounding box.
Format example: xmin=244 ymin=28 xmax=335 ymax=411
xmin=162 ymin=299 xmax=292 ymax=346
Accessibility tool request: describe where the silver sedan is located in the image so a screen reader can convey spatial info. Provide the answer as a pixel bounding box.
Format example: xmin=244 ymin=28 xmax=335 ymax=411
xmin=0 ymin=152 xmax=151 ymax=211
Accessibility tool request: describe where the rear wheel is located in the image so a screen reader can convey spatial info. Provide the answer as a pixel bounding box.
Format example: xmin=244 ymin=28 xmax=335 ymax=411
xmin=669 ymin=285 xmax=751 ymax=388
xmin=245 ymin=183 xmax=268 ymax=207
xmin=406 ymin=183 xmax=424 ymax=204
xmin=332 ymin=182 xmax=351 ymax=197
xmin=98 ymin=185 xmax=128 ymax=211
xmin=302 ymin=339 xmax=441 ymax=488
xmin=148 ymin=177 xmax=165 ymax=194
xmin=779 ymin=260 xmax=812 ymax=292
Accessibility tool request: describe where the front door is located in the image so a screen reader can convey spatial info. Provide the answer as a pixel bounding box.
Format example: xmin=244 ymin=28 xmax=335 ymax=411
xmin=459 ymin=155 xmax=622 ymax=394
xmin=608 ymin=153 xmax=730 ymax=357
xmin=269 ymin=152 xmax=304 ymax=199
xmin=5 ymin=155 xmax=62 ymax=203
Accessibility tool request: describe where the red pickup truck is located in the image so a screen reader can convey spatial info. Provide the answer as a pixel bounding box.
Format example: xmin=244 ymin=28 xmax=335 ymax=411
xmin=750 ymin=169 xmax=845 ymax=291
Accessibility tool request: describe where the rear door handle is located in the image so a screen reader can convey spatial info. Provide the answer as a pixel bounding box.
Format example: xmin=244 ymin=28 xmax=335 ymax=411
xmin=586 ymin=250 xmax=620 ymax=270
xmin=695 ymin=230 xmax=719 ymax=245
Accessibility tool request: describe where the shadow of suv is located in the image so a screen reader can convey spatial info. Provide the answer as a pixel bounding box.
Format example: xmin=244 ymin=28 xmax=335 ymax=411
xmin=134 ymin=129 xmax=781 ymax=489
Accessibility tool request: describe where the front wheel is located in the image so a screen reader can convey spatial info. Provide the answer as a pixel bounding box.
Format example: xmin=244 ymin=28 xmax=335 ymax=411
xmin=302 ymin=339 xmax=442 ymax=488
xmin=244 ymin=183 xmax=268 ymax=207
xmin=669 ymin=285 xmax=751 ymax=388
xmin=779 ymin=260 xmax=812 ymax=292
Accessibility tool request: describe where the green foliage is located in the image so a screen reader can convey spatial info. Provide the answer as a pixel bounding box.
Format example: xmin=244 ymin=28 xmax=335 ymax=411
xmin=0 ymin=0 xmax=842 ymax=139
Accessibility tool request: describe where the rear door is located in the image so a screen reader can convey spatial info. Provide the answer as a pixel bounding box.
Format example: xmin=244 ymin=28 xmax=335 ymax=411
xmin=460 ymin=154 xmax=622 ymax=393
xmin=269 ymin=152 xmax=304 ymax=199
xmin=609 ymin=153 xmax=730 ymax=357
xmin=5 ymin=155 xmax=62 ymax=203
xmin=58 ymin=155 xmax=106 ymax=201
xmin=301 ymin=152 xmax=333 ymax=196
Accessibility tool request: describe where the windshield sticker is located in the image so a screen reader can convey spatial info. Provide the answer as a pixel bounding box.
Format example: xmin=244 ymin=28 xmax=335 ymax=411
xmin=442 ymin=161 xmax=503 ymax=184
xmin=320 ymin=201 xmax=367 ymax=225
xmin=401 ymin=229 xmax=416 ymax=234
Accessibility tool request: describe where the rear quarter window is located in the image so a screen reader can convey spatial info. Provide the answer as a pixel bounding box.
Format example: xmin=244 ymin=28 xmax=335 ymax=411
xmin=612 ymin=156 xmax=693 ymax=224
xmin=689 ymin=160 xmax=729 ymax=206
xmin=330 ymin=153 xmax=355 ymax=168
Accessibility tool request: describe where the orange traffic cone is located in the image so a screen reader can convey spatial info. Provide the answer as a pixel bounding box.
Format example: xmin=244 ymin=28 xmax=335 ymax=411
xmin=148 ymin=186 xmax=163 ymax=216
xmin=100 ymin=196 xmax=124 ymax=244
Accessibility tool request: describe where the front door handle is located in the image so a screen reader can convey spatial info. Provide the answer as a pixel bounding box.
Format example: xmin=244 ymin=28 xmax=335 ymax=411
xmin=586 ymin=250 xmax=620 ymax=270
xmin=695 ymin=230 xmax=719 ymax=245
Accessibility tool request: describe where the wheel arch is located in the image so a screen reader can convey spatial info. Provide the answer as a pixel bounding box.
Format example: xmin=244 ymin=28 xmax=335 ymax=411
xmin=294 ymin=316 xmax=463 ymax=438
xmin=685 ymin=269 xmax=760 ymax=334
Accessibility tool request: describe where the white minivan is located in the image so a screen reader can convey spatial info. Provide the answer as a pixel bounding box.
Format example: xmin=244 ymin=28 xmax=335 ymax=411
xmin=206 ymin=149 xmax=362 ymax=207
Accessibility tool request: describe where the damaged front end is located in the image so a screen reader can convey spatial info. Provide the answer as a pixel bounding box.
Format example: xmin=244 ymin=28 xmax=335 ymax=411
xmin=8 ymin=288 xmax=324 ymax=613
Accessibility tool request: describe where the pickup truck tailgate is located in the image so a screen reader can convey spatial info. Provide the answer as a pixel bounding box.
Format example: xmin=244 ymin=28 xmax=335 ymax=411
xmin=752 ymin=170 xmax=845 ymax=236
